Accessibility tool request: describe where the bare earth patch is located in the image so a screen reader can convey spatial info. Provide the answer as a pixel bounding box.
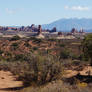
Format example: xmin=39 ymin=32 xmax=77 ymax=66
xmin=64 ymin=66 xmax=92 ymax=78
xmin=0 ymin=71 xmax=23 ymax=92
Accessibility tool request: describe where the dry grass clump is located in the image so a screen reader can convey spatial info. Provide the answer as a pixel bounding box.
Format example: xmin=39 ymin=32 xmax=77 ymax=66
xmin=0 ymin=53 xmax=63 ymax=86
xmin=16 ymin=54 xmax=63 ymax=86
xmin=18 ymin=80 xmax=92 ymax=92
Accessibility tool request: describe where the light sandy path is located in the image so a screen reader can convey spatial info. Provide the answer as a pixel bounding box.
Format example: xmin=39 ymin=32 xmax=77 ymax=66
xmin=0 ymin=71 xmax=23 ymax=92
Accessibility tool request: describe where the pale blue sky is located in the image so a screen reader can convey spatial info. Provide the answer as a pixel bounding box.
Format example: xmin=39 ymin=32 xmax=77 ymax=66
xmin=0 ymin=0 xmax=92 ymax=26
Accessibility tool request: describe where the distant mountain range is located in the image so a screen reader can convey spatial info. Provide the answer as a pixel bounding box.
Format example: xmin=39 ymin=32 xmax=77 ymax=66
xmin=42 ymin=18 xmax=92 ymax=32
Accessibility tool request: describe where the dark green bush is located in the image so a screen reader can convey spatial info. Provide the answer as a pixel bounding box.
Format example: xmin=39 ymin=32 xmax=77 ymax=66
xmin=14 ymin=54 xmax=25 ymax=61
xmin=0 ymin=50 xmax=3 ymax=55
xmin=70 ymin=53 xmax=79 ymax=60
xmin=48 ymin=38 xmax=57 ymax=42
xmin=24 ymin=42 xmax=30 ymax=47
xmin=10 ymin=35 xmax=20 ymax=41
xmin=33 ymin=46 xmax=38 ymax=51
xmin=28 ymin=37 xmax=43 ymax=43
xmin=59 ymin=44 xmax=65 ymax=47
xmin=60 ymin=49 xmax=70 ymax=59
xmin=10 ymin=53 xmax=63 ymax=86
xmin=33 ymin=38 xmax=43 ymax=43
xmin=11 ymin=42 xmax=19 ymax=50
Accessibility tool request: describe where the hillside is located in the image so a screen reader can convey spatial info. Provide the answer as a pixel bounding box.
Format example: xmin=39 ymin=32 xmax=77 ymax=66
xmin=42 ymin=18 xmax=92 ymax=32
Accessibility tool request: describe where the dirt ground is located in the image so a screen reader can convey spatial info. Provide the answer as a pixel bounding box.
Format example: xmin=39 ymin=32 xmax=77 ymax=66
xmin=0 ymin=66 xmax=92 ymax=92
xmin=63 ymin=66 xmax=92 ymax=78
xmin=0 ymin=71 xmax=23 ymax=92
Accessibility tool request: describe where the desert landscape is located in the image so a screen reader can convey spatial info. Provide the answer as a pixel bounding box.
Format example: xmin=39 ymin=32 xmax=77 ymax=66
xmin=0 ymin=0 xmax=92 ymax=92
xmin=0 ymin=34 xmax=91 ymax=92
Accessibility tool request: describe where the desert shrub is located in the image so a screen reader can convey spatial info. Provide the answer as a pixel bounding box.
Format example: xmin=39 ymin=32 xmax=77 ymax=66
xmin=33 ymin=46 xmax=38 ymax=51
xmin=48 ymin=38 xmax=57 ymax=42
xmin=11 ymin=42 xmax=19 ymax=50
xmin=14 ymin=54 xmax=26 ymax=61
xmin=24 ymin=42 xmax=30 ymax=47
xmin=80 ymin=53 xmax=89 ymax=61
xmin=11 ymin=53 xmax=33 ymax=62
xmin=4 ymin=52 xmax=13 ymax=61
xmin=59 ymin=43 xmax=65 ymax=47
xmin=0 ymin=61 xmax=10 ymax=71
xmin=0 ymin=61 xmax=18 ymax=71
xmin=82 ymin=34 xmax=92 ymax=65
xmin=0 ymin=56 xmax=7 ymax=62
xmin=60 ymin=49 xmax=70 ymax=59
xmin=32 ymin=38 xmax=43 ymax=43
xmin=18 ymin=80 xmax=92 ymax=92
xmin=12 ymin=53 xmax=63 ymax=86
xmin=70 ymin=53 xmax=79 ymax=60
xmin=27 ymin=37 xmax=37 ymax=41
xmin=77 ymin=54 xmax=86 ymax=61
xmin=0 ymin=51 xmax=13 ymax=62
xmin=46 ymin=49 xmax=52 ymax=54
xmin=0 ymin=50 xmax=3 ymax=55
xmin=71 ymin=60 xmax=81 ymax=66
xmin=10 ymin=35 xmax=20 ymax=41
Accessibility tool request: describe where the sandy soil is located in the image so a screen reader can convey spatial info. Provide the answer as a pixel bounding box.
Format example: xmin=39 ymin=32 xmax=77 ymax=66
xmin=0 ymin=66 xmax=92 ymax=92
xmin=64 ymin=66 xmax=92 ymax=78
xmin=0 ymin=71 xmax=23 ymax=92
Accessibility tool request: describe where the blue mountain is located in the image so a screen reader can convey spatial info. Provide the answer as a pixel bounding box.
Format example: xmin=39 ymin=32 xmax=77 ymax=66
xmin=42 ymin=18 xmax=92 ymax=32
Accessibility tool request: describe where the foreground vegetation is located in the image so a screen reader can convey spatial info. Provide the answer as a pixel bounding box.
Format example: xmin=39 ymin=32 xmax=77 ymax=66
xmin=0 ymin=34 xmax=92 ymax=92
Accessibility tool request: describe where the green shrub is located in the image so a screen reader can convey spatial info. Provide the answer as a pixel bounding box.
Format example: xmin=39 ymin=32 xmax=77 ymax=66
xmin=70 ymin=53 xmax=79 ymax=60
xmin=10 ymin=35 xmax=20 ymax=41
xmin=11 ymin=42 xmax=19 ymax=50
xmin=0 ymin=50 xmax=3 ymax=55
xmin=24 ymin=42 xmax=30 ymax=47
xmin=48 ymin=38 xmax=57 ymax=42
xmin=33 ymin=38 xmax=43 ymax=43
xmin=82 ymin=34 xmax=92 ymax=65
xmin=27 ymin=37 xmax=37 ymax=41
xmin=28 ymin=37 xmax=43 ymax=43
xmin=33 ymin=46 xmax=38 ymax=51
xmin=59 ymin=44 xmax=65 ymax=47
xmin=11 ymin=53 xmax=63 ymax=86
xmin=60 ymin=49 xmax=70 ymax=59
xmin=14 ymin=54 xmax=25 ymax=61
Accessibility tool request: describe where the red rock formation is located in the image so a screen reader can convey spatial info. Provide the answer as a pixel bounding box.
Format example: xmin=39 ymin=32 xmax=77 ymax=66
xmin=38 ymin=25 xmax=42 ymax=35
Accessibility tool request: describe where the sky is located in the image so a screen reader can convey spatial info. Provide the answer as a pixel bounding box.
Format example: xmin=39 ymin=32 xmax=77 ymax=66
xmin=0 ymin=0 xmax=92 ymax=26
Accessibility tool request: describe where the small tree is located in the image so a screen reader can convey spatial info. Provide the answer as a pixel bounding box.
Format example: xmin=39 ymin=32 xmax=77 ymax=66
xmin=82 ymin=34 xmax=92 ymax=66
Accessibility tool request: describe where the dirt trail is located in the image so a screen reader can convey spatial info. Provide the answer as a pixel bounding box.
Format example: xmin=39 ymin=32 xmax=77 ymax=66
xmin=0 ymin=71 xmax=23 ymax=92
